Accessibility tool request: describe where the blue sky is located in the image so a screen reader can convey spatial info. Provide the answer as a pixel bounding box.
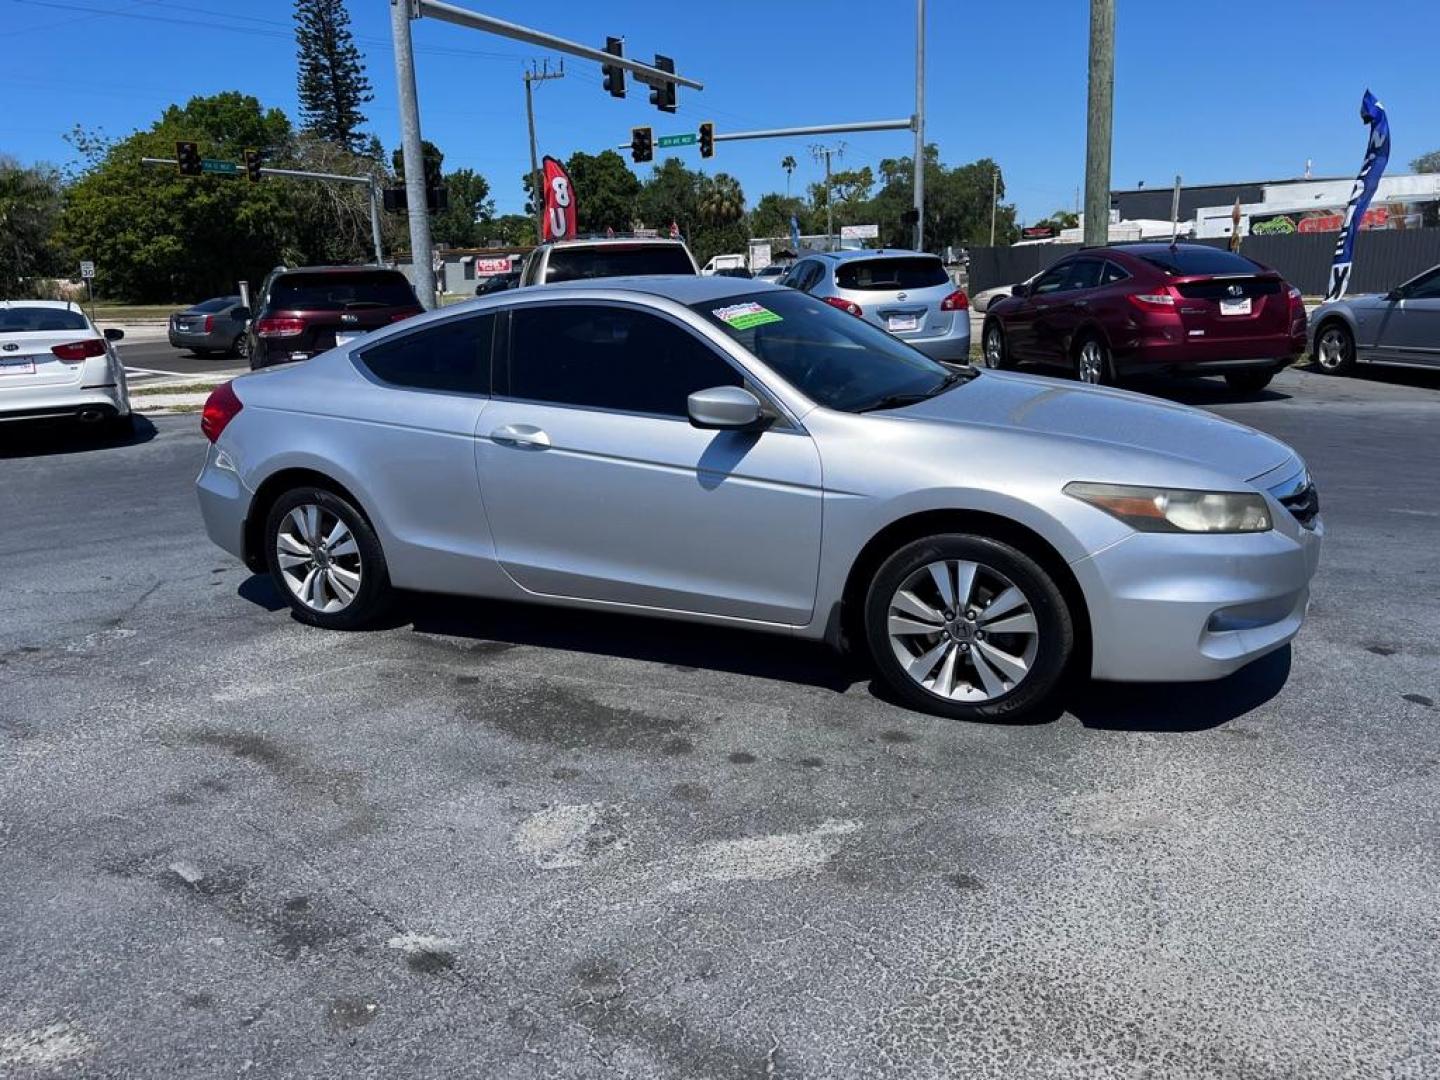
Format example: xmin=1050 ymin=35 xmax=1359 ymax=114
xmin=7 ymin=0 xmax=1440 ymax=230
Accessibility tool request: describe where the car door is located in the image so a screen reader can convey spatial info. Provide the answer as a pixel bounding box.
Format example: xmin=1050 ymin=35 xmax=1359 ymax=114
xmin=475 ymin=300 xmax=824 ymax=625
xmin=1033 ymin=257 xmax=1102 ymax=361
xmin=1006 ymin=261 xmax=1073 ymax=364
xmin=1372 ymin=266 xmax=1440 ymax=366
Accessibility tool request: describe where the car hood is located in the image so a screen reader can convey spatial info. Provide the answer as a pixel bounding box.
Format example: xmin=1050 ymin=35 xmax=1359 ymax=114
xmin=894 ymin=370 xmax=1294 ymax=482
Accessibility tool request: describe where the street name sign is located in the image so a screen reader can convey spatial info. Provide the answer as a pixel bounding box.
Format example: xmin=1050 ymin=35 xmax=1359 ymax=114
xmin=200 ymin=159 xmax=240 ymax=176
xmin=657 ymin=133 xmax=697 ymax=148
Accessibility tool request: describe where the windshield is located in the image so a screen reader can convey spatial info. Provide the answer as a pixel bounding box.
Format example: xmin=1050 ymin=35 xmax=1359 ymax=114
xmin=836 ymin=256 xmax=950 ymax=291
xmin=190 ymin=297 xmax=239 ymax=313
xmin=0 ymin=307 xmax=89 ymax=333
xmin=1136 ymin=247 xmax=1265 ymax=276
xmin=269 ymin=271 xmax=417 ymax=311
xmin=545 ymin=245 xmax=694 ymax=283
xmin=691 ymin=290 xmax=958 ymax=413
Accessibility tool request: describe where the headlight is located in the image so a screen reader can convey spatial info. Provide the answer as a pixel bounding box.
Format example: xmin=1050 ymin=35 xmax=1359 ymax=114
xmin=1064 ymin=482 xmax=1271 ymax=534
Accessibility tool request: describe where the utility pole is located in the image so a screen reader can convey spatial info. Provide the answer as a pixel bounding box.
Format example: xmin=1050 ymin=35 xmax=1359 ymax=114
xmin=390 ymin=0 xmax=436 ymax=308
xmin=1170 ymin=173 xmax=1182 ymax=243
xmin=913 ymin=0 xmax=926 ymax=251
xmin=811 ymin=143 xmax=843 ymax=251
xmin=1083 ymin=0 xmax=1114 ymax=247
xmin=990 ymin=166 xmax=999 ymax=246
xmin=524 ymin=59 xmax=565 ymax=245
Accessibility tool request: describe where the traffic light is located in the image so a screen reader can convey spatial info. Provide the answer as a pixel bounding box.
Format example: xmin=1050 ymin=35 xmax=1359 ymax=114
xmin=243 ymin=148 xmax=263 ymax=184
xmin=175 ymin=140 xmax=201 ymax=177
xmin=698 ymin=121 xmax=714 ymax=159
xmin=601 ymin=36 xmax=625 ymax=98
xmin=648 ymin=54 xmax=676 ymax=113
xmin=630 ymin=126 xmax=653 ymax=165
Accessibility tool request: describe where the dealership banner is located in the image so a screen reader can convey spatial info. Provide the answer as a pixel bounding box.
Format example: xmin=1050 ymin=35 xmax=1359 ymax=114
xmin=1324 ymin=90 xmax=1390 ymax=301
xmin=541 ymin=155 xmax=576 ymax=242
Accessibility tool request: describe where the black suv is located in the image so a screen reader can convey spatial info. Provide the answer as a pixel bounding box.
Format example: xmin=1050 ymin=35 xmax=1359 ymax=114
xmin=247 ymin=266 xmax=422 ymax=370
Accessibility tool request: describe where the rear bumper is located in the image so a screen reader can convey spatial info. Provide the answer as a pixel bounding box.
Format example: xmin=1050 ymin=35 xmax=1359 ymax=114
xmin=906 ymin=322 xmax=973 ymax=363
xmin=1114 ymin=319 xmax=1306 ymax=375
xmin=1116 ymin=354 xmax=1293 ymax=377
xmin=0 ymin=383 xmax=129 ymax=422
xmin=196 ymin=442 xmax=251 ymax=561
xmin=1073 ymin=516 xmax=1322 ymax=682
xmin=169 ymin=330 xmax=232 ymax=350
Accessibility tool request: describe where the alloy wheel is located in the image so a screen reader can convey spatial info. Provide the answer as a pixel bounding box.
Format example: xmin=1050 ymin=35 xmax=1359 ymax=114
xmin=886 ymin=559 xmax=1039 ymax=702
xmin=1078 ymin=341 xmax=1105 ymax=384
xmin=1316 ymin=326 xmax=1349 ymax=371
xmin=274 ymin=504 xmax=363 ymax=614
xmin=983 ymin=326 xmax=1004 ymax=368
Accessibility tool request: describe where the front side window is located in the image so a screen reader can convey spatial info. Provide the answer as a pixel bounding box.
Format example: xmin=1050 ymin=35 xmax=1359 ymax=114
xmin=1031 ymin=262 xmax=1073 ymax=296
xmin=357 ymin=312 xmax=495 ymax=394
xmin=691 ymin=290 xmax=961 ymax=414
xmin=1403 ymin=267 xmax=1440 ymax=300
xmin=507 ymin=304 xmax=741 ymax=418
xmin=1066 ymin=259 xmax=1104 ymax=291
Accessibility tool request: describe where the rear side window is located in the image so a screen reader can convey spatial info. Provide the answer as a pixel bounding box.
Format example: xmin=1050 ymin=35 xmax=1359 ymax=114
xmin=1100 ymin=261 xmax=1129 ymax=285
xmin=192 ymin=297 xmax=238 ymax=313
xmin=357 ymin=312 xmax=495 ymax=395
xmin=544 ymin=245 xmax=695 ymax=283
xmin=836 ymin=257 xmax=949 ymax=291
xmin=1137 ymin=247 xmax=1264 ymax=276
xmin=1066 ymin=259 xmax=1103 ymax=291
xmin=0 ymin=307 xmax=89 ymax=333
xmin=507 ymin=304 xmax=740 ymax=417
xmin=270 ymin=271 xmax=418 ymax=311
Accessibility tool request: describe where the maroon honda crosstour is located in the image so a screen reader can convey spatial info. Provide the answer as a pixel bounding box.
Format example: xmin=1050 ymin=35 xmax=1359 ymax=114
xmin=981 ymin=243 xmax=1308 ymax=394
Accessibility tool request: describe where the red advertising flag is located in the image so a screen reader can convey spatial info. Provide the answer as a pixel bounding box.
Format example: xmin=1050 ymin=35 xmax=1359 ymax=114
xmin=541 ymin=155 xmax=577 ymax=241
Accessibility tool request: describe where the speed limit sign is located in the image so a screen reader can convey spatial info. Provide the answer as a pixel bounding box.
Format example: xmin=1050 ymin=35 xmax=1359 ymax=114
xmin=79 ymin=261 xmax=96 ymax=279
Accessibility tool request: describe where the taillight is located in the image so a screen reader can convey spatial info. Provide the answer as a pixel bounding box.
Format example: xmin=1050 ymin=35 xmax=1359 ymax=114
xmin=203 ymin=315 xmax=215 ymax=333
xmin=940 ymin=289 xmax=969 ymax=311
xmin=823 ymin=296 xmax=863 ymax=317
xmin=51 ymin=339 xmax=106 ymax=362
xmin=1127 ymin=288 xmax=1177 ymax=311
xmin=201 ymin=382 xmax=243 ymax=443
xmin=1287 ymin=285 xmax=1305 ymax=308
xmin=255 ymin=317 xmax=305 ymax=337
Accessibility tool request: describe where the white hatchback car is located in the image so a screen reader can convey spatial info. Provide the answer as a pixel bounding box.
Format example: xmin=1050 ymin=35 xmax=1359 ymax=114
xmin=0 ymin=301 xmax=133 ymax=434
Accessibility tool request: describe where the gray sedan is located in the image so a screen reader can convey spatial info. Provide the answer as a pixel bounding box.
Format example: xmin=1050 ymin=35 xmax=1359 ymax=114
xmin=168 ymin=296 xmax=251 ymax=358
xmin=1310 ymin=262 xmax=1440 ymax=375
xmin=197 ymin=276 xmax=1321 ymax=722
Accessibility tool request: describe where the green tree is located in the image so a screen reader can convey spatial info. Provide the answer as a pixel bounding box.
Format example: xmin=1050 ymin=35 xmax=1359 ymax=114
xmin=808 ymin=165 xmax=874 ymax=227
xmin=690 ymin=173 xmax=748 ymax=267
xmin=432 ymin=168 xmax=494 ymax=248
xmin=392 ymin=140 xmax=444 ymax=188
xmin=637 ymin=158 xmax=701 ymax=237
xmin=781 ymin=154 xmax=797 ymax=197
xmin=294 ymin=0 xmax=372 ymax=153
xmin=750 ymin=193 xmax=813 ymax=240
xmin=0 ymin=156 xmax=65 ymax=295
xmin=865 ymin=147 xmax=1018 ymax=249
xmin=485 ymin=213 xmax=536 ymax=247
xmin=564 ymin=151 xmax=640 ymax=234
xmin=1412 ymin=150 xmax=1440 ymax=173
xmin=60 ymin=93 xmax=299 ymax=300
xmin=285 ymin=132 xmax=388 ymax=265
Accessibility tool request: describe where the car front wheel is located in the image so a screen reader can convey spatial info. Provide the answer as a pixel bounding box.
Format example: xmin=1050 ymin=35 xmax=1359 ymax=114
xmin=864 ymin=534 xmax=1074 ymax=722
xmin=265 ymin=487 xmax=393 ymax=629
xmin=1314 ymin=321 xmax=1356 ymax=375
xmin=1075 ymin=336 xmax=1112 ymax=386
xmin=982 ymin=321 xmax=1007 ymax=369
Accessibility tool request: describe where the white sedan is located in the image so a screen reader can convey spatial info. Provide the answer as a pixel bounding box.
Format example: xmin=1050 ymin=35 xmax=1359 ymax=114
xmin=972 ymin=272 xmax=1040 ymax=313
xmin=0 ymin=301 xmax=133 ymax=434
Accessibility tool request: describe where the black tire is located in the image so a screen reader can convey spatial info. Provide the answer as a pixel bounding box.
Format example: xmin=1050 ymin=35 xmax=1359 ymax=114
xmin=264 ymin=486 xmax=393 ymax=630
xmin=981 ymin=320 xmax=1008 ymax=370
xmin=230 ymin=334 xmax=250 ymax=360
xmin=1313 ymin=320 xmax=1356 ymax=376
xmin=863 ymin=533 xmax=1074 ymax=723
xmin=1224 ymin=368 xmax=1276 ymax=395
xmin=1074 ymin=334 xmax=1113 ymax=386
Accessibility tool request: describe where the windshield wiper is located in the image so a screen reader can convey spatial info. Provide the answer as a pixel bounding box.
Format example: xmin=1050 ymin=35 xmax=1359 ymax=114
xmin=857 ymin=369 xmax=972 ymax=412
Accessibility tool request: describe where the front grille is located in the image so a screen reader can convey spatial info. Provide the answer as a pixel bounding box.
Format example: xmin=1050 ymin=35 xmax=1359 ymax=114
xmin=1279 ymin=481 xmax=1320 ymax=529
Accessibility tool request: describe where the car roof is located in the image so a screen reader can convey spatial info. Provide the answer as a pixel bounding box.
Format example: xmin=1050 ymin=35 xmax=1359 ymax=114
xmin=514 ymin=274 xmax=771 ymax=305
xmin=537 ymin=237 xmax=690 ymax=250
xmin=273 ymin=265 xmax=400 ymax=276
xmin=807 ymin=248 xmax=942 ymax=264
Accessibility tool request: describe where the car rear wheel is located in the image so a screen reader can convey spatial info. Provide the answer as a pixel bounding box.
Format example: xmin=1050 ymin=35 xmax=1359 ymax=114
xmin=1075 ymin=336 xmax=1112 ymax=386
xmin=265 ymin=487 xmax=393 ymax=630
xmin=864 ymin=534 xmax=1073 ymax=722
xmin=1314 ymin=321 xmax=1356 ymax=375
xmin=230 ymin=334 xmax=250 ymax=360
xmin=1224 ymin=368 xmax=1276 ymax=395
xmin=982 ymin=321 xmax=1007 ymax=369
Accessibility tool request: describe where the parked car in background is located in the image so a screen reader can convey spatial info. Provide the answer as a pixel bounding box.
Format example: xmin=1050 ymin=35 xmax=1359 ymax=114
xmin=972 ymin=274 xmax=1038 ymax=313
xmin=701 ymin=253 xmax=747 ymax=275
xmin=778 ymin=250 xmax=970 ymax=361
xmin=982 ymin=243 xmax=1307 ymax=394
xmin=0 ymin=300 xmax=133 ymax=435
xmin=197 ymin=276 xmax=1320 ymax=724
xmin=475 ymin=269 xmax=521 ymax=296
xmin=519 ymin=237 xmax=698 ymax=286
xmin=713 ymin=266 xmax=753 ymax=279
xmin=246 ymin=266 xmax=422 ymax=371
xmin=1309 ymin=261 xmax=1440 ymax=376
xmin=168 ymin=296 xmax=251 ymax=359
xmin=753 ymin=264 xmax=789 ymax=284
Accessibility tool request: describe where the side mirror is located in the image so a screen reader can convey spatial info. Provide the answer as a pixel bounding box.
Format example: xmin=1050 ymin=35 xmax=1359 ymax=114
xmin=233 ymin=307 xmax=250 ymax=321
xmin=103 ymin=327 xmax=124 ymax=341
xmin=1010 ymin=283 xmax=1028 ymax=297
xmin=687 ymin=385 xmax=767 ymax=431
xmin=1385 ymin=288 xmax=1403 ymax=302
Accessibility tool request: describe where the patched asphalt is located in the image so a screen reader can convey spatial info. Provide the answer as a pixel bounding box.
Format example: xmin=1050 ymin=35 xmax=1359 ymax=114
xmin=1 ymin=363 xmax=1437 ymax=1078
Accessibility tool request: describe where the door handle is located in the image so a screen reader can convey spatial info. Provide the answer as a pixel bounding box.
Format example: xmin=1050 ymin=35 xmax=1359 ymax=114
xmin=490 ymin=424 xmax=551 ymax=449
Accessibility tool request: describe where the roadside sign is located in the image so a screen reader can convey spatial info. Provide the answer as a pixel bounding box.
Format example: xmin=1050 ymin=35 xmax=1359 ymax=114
xmin=474 ymin=257 xmax=511 ymax=275
xmin=200 ymin=159 xmax=240 ymax=176
xmin=79 ymin=261 xmax=96 ymax=279
xmin=840 ymin=223 xmax=879 ymax=240
xmin=657 ymin=133 xmax=697 ymax=148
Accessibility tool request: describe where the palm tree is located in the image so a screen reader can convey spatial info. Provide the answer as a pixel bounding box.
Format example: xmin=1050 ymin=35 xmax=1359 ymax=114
xmin=781 ymin=155 xmax=796 ymax=197
xmin=698 ymin=173 xmax=745 ymax=226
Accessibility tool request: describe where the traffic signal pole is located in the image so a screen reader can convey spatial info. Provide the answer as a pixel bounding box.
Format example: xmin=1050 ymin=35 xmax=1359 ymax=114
xmin=914 ymin=0 xmax=926 ymax=252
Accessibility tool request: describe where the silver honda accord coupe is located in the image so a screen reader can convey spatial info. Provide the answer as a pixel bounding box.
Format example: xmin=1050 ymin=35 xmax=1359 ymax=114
xmin=197 ymin=276 xmax=1322 ymax=722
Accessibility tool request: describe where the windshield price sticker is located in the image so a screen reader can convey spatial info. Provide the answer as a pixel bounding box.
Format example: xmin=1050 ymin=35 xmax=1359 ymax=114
xmin=713 ymin=302 xmax=782 ymax=330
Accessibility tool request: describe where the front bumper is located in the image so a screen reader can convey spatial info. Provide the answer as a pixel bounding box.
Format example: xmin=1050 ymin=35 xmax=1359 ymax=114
xmin=196 ymin=442 xmax=251 ymax=561
xmin=1073 ymin=512 xmax=1322 ymax=682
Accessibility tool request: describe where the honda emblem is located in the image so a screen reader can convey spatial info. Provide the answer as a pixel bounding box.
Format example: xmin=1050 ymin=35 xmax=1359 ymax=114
xmin=1226 ymin=284 xmax=1243 ymax=297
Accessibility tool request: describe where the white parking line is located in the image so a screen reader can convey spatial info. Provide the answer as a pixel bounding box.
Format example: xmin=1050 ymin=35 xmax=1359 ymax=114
xmin=125 ymin=366 xmax=197 ymax=379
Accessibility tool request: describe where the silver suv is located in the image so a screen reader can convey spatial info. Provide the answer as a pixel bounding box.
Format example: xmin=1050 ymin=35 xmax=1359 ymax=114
xmin=519 ymin=237 xmax=698 ymax=286
xmin=780 ymin=249 xmax=971 ymax=361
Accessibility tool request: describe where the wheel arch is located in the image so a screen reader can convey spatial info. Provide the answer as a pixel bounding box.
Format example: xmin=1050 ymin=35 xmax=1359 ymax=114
xmin=241 ymin=466 xmax=376 ymax=573
xmin=834 ymin=508 xmax=1091 ymax=676
xmin=1311 ymin=311 xmax=1356 ymax=355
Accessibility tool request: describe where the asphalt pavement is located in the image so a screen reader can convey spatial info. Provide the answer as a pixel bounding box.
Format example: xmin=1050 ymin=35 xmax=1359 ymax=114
xmin=117 ymin=338 xmax=248 ymax=383
xmin=1 ymin=364 xmax=1437 ymax=1078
